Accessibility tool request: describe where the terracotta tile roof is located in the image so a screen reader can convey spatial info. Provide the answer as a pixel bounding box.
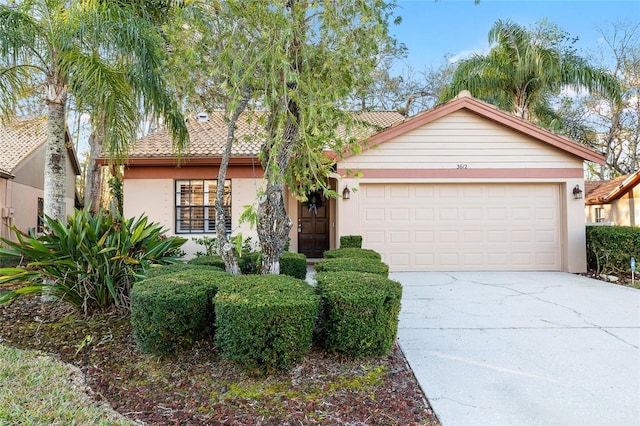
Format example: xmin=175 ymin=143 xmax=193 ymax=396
xmin=585 ymin=170 xmax=640 ymax=204
xmin=0 ymin=117 xmax=47 ymax=175
xmin=128 ymin=110 xmax=405 ymax=159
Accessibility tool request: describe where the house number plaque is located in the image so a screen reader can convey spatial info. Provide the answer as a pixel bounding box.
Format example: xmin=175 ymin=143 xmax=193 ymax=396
xmin=456 ymin=164 xmax=468 ymax=169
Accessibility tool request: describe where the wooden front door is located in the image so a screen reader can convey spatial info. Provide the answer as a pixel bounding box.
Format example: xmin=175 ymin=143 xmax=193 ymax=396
xmin=298 ymin=192 xmax=329 ymax=258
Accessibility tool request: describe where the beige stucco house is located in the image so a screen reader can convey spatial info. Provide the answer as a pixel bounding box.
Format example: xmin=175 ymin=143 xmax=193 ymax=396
xmin=0 ymin=117 xmax=81 ymax=242
xmin=118 ymin=92 xmax=603 ymax=273
xmin=585 ymin=170 xmax=640 ymax=226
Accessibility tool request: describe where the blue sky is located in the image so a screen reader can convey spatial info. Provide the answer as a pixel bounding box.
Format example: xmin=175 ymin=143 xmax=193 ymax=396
xmin=391 ymin=0 xmax=640 ymax=71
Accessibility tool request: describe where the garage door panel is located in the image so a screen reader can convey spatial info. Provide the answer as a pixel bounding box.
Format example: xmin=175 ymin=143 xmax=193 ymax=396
xmin=358 ymin=183 xmax=562 ymax=271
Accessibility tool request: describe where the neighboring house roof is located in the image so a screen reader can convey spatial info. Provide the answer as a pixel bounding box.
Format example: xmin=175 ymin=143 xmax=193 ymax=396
xmin=119 ymin=110 xmax=405 ymax=164
xmin=0 ymin=116 xmax=82 ymax=177
xmin=332 ymin=91 xmax=605 ymax=164
xmin=585 ymin=169 xmax=640 ymax=204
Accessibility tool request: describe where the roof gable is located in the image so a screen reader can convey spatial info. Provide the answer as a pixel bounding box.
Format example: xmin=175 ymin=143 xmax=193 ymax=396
xmin=585 ymin=170 xmax=640 ymax=204
xmin=0 ymin=117 xmax=81 ymax=177
xmin=336 ymin=91 xmax=605 ymax=164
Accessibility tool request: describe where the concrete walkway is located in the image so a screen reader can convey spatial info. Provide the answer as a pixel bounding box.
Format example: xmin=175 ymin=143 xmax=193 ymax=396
xmin=392 ymin=271 xmax=640 ymax=426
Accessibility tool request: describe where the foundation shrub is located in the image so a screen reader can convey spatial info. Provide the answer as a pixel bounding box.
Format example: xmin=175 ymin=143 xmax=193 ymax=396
xmin=279 ymin=252 xmax=308 ymax=280
xmin=315 ymin=271 xmax=402 ymax=358
xmin=315 ymin=257 xmax=388 ymax=277
xmin=144 ymin=263 xmax=222 ymax=279
xmin=215 ymin=275 xmax=319 ymax=374
xmin=131 ymin=270 xmax=229 ymax=355
xmin=339 ymin=235 xmax=363 ymax=248
xmin=322 ymin=247 xmax=381 ymax=261
xmin=586 ymin=226 xmax=640 ymax=274
xmin=238 ymin=252 xmax=261 ymax=274
xmin=187 ymin=255 xmax=226 ymax=269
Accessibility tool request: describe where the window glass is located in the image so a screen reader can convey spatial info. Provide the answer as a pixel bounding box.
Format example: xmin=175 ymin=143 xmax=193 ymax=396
xmin=175 ymin=180 xmax=231 ymax=233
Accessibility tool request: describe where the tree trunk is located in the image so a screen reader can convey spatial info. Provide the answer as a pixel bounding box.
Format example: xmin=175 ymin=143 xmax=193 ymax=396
xmin=258 ymin=102 xmax=298 ymax=275
xmin=44 ymin=83 xmax=68 ymax=221
xmin=216 ymin=99 xmax=250 ymax=275
xmin=84 ymin=131 xmax=104 ymax=213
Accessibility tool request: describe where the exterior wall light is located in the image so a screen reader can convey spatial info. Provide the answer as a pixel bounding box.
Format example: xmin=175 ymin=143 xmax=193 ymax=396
xmin=572 ymin=185 xmax=583 ymax=200
xmin=342 ymin=185 xmax=351 ymax=200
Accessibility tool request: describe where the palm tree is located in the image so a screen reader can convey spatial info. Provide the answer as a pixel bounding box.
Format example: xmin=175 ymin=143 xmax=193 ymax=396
xmin=441 ymin=19 xmax=620 ymax=125
xmin=0 ymin=0 xmax=187 ymax=220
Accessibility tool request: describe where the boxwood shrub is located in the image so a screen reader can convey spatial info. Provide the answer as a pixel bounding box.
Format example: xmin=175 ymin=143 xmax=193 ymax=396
xmin=586 ymin=226 xmax=640 ymax=274
xmin=339 ymin=235 xmax=363 ymax=248
xmin=322 ymin=247 xmax=381 ymax=261
xmin=131 ymin=269 xmax=229 ymax=355
xmin=238 ymin=252 xmax=261 ymax=275
xmin=143 ymin=263 xmax=222 ymax=279
xmin=315 ymin=271 xmax=402 ymax=358
xmin=215 ymin=275 xmax=319 ymax=373
xmin=279 ymin=252 xmax=308 ymax=280
xmin=315 ymin=257 xmax=389 ymax=277
xmin=187 ymin=255 xmax=227 ymax=269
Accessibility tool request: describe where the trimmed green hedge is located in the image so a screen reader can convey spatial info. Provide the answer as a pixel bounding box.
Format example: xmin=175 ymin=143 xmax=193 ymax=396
xmin=143 ymin=263 xmax=222 ymax=279
xmin=239 ymin=252 xmax=261 ymax=275
xmin=323 ymin=247 xmax=381 ymax=261
xmin=315 ymin=257 xmax=389 ymax=277
xmin=315 ymin=271 xmax=402 ymax=358
xmin=339 ymin=235 xmax=363 ymax=248
xmin=279 ymin=252 xmax=308 ymax=280
xmin=586 ymin=226 xmax=640 ymax=274
xmin=187 ymin=255 xmax=226 ymax=269
xmin=131 ymin=270 xmax=229 ymax=355
xmin=215 ymin=275 xmax=319 ymax=373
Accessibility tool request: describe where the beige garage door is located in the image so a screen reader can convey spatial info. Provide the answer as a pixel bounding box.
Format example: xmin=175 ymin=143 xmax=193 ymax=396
xmin=359 ymin=183 xmax=562 ymax=271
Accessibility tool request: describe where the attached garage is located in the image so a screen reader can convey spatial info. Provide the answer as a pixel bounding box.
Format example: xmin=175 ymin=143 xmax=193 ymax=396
xmin=358 ymin=183 xmax=562 ymax=271
xmin=335 ymin=92 xmax=605 ymax=273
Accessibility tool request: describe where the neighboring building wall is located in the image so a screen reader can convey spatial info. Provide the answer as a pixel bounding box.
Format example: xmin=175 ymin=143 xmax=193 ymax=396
xmin=585 ymin=186 xmax=639 ymax=227
xmin=1 ymin=146 xmax=79 ymax=241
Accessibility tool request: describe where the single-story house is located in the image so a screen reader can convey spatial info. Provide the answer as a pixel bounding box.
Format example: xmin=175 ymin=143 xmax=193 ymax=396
xmin=585 ymin=170 xmax=640 ymax=226
xmin=0 ymin=117 xmax=81 ymax=241
xmin=115 ymin=91 xmax=603 ymax=273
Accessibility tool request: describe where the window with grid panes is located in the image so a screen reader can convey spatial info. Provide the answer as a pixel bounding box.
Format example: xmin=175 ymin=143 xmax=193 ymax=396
xmin=175 ymin=180 xmax=231 ymax=233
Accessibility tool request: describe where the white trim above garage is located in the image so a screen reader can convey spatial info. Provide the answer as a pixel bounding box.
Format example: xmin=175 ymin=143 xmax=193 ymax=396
xmin=355 ymin=183 xmax=563 ymax=272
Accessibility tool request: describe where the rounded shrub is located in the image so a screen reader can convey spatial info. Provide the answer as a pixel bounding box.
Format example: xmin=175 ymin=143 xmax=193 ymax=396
xmin=315 ymin=271 xmax=402 ymax=358
xmin=339 ymin=235 xmax=363 ymax=248
xmin=314 ymin=257 xmax=389 ymax=277
xmin=143 ymin=263 xmax=222 ymax=279
xmin=131 ymin=269 xmax=229 ymax=355
xmin=238 ymin=251 xmax=261 ymax=275
xmin=214 ymin=275 xmax=319 ymax=374
xmin=187 ymin=255 xmax=226 ymax=269
xmin=322 ymin=247 xmax=381 ymax=261
xmin=279 ymin=252 xmax=308 ymax=280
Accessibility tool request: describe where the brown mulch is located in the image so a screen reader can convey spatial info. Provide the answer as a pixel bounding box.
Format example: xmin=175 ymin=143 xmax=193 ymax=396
xmin=0 ymin=297 xmax=439 ymax=425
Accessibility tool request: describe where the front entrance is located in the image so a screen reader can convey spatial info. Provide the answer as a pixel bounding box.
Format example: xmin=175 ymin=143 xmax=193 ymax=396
xmin=298 ymin=191 xmax=329 ymax=258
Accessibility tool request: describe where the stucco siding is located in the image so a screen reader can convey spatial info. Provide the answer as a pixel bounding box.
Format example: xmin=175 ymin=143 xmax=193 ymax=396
xmin=124 ymin=177 xmax=263 ymax=257
xmin=341 ymin=110 xmax=584 ymax=170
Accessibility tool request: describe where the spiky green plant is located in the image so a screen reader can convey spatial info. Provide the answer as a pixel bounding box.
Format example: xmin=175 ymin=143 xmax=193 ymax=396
xmin=0 ymin=208 xmax=186 ymax=315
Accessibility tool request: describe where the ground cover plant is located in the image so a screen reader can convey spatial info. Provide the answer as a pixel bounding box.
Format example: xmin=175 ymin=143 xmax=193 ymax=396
xmin=0 ymin=296 xmax=439 ymax=425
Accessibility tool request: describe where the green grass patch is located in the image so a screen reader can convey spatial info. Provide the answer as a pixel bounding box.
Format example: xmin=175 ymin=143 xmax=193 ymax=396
xmin=0 ymin=344 xmax=131 ymax=425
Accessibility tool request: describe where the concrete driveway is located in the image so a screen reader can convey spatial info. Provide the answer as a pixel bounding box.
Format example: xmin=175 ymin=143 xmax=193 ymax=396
xmin=392 ymin=272 xmax=640 ymax=426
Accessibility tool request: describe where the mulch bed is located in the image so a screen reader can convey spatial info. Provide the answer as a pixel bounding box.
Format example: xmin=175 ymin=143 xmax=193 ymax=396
xmin=0 ymin=297 xmax=439 ymax=425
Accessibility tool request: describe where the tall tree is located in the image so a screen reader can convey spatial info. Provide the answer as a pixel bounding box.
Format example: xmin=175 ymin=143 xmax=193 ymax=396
xmin=166 ymin=1 xmax=397 ymax=274
xmin=0 ymin=0 xmax=187 ymax=219
xmin=249 ymin=0 xmax=397 ymax=274
xmin=441 ymin=19 xmax=620 ymax=127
